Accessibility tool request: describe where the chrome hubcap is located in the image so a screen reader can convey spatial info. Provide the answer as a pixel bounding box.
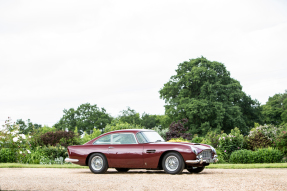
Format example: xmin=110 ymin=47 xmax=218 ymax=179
xmin=165 ymin=156 xmax=179 ymax=171
xmin=91 ymin=156 xmax=103 ymax=171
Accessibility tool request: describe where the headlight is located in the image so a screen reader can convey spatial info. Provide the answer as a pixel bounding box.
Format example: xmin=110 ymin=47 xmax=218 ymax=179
xmin=190 ymin=146 xmax=198 ymax=155
xmin=210 ymin=146 xmax=216 ymax=154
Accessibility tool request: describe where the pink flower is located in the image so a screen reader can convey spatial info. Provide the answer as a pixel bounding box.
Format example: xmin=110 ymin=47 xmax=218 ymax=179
xmin=238 ymin=147 xmax=240 ymax=149
xmin=224 ymin=150 xmax=226 ymax=152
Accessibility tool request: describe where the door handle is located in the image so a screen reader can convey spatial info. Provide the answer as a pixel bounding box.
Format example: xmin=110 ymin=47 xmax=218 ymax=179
xmin=146 ymin=150 xmax=156 ymax=153
xmin=108 ymin=147 xmax=114 ymax=149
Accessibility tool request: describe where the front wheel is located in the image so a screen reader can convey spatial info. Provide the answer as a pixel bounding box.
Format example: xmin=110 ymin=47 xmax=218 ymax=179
xmin=187 ymin=166 xmax=205 ymax=173
xmin=162 ymin=152 xmax=184 ymax=174
xmin=88 ymin=153 xmax=108 ymax=174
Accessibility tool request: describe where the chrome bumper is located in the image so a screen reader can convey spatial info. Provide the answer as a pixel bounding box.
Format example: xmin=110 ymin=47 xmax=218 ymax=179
xmin=65 ymin=158 xmax=79 ymax=163
xmin=186 ymin=155 xmax=218 ymax=164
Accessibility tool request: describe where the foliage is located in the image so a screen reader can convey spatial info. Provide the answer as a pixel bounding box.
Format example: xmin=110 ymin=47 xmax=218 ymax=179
xmin=0 ymin=148 xmax=16 ymax=163
xmin=229 ymin=148 xmax=284 ymax=163
xmin=203 ymin=130 xmax=221 ymax=148
xmin=0 ymin=117 xmax=31 ymax=163
xmin=104 ymin=119 xmax=144 ymax=133
xmin=152 ymin=126 xmax=169 ymax=141
xmin=274 ymin=130 xmax=287 ymax=154
xmin=80 ymin=129 xmax=101 ymax=145
xmin=16 ymin=119 xmax=42 ymax=134
xmin=54 ymin=103 xmax=112 ymax=134
xmin=245 ymin=124 xmax=281 ymax=150
xmin=217 ymin=127 xmax=244 ymax=161
xmin=262 ymin=90 xmax=287 ymax=125
xmin=159 ymin=57 xmax=262 ymax=135
xmin=191 ymin=135 xmax=204 ymax=143
xmin=166 ymin=119 xmax=192 ymax=141
xmin=167 ymin=137 xmax=190 ymax=143
xmin=141 ymin=113 xmax=160 ymax=129
xmin=119 ymin=107 xmax=141 ymax=125
xmin=36 ymin=130 xmax=80 ymax=147
xmin=21 ymin=145 xmax=68 ymax=164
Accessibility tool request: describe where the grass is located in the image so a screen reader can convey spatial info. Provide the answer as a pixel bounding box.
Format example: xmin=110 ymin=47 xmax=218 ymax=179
xmin=0 ymin=163 xmax=88 ymax=168
xmin=206 ymin=163 xmax=287 ymax=169
xmin=1 ymin=163 xmax=287 ymax=169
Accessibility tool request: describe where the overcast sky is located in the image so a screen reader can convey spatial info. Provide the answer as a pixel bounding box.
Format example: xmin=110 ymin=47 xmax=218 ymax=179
xmin=1 ymin=0 xmax=287 ymax=127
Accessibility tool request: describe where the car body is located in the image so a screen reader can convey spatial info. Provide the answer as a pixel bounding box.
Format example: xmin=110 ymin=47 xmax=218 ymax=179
xmin=65 ymin=129 xmax=218 ymax=174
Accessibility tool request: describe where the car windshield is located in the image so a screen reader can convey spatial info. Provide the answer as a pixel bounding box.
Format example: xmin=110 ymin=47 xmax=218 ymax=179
xmin=141 ymin=131 xmax=165 ymax=143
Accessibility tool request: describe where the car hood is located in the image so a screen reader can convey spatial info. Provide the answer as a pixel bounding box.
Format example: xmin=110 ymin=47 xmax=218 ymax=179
xmin=149 ymin=141 xmax=213 ymax=154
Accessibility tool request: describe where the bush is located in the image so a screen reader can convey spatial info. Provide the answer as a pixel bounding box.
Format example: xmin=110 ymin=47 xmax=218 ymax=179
xmin=229 ymin=148 xmax=284 ymax=163
xmin=217 ymin=127 xmax=244 ymax=161
xmin=166 ymin=119 xmax=192 ymax=141
xmin=274 ymin=130 xmax=287 ymax=154
xmin=167 ymin=137 xmax=190 ymax=143
xmin=37 ymin=130 xmax=79 ymax=147
xmin=0 ymin=148 xmax=16 ymax=163
xmin=245 ymin=131 xmax=272 ymax=150
xmin=21 ymin=145 xmax=68 ymax=164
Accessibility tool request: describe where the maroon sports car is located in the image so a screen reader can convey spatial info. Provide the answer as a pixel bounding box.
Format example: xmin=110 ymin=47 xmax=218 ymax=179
xmin=65 ymin=129 xmax=218 ymax=174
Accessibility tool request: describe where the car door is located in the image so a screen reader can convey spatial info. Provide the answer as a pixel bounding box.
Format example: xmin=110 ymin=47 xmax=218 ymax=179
xmin=108 ymin=133 xmax=144 ymax=168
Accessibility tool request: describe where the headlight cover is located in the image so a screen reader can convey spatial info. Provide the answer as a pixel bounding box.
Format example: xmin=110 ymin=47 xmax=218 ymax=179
xmin=190 ymin=145 xmax=198 ymax=155
xmin=210 ymin=145 xmax=217 ymax=154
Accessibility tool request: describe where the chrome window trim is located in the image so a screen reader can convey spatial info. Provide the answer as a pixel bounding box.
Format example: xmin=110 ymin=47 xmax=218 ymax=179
xmin=135 ymin=132 xmax=148 ymax=143
xmin=93 ymin=133 xmax=138 ymax=145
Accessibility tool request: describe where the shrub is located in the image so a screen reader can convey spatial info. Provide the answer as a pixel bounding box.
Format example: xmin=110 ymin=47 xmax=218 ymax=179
xmin=0 ymin=148 xmax=16 ymax=163
xmin=217 ymin=127 xmax=244 ymax=161
xmin=167 ymin=137 xmax=190 ymax=143
xmin=191 ymin=135 xmax=204 ymax=143
xmin=166 ymin=119 xmax=192 ymax=141
xmin=229 ymin=148 xmax=284 ymax=163
xmin=245 ymin=131 xmax=272 ymax=150
xmin=21 ymin=145 xmax=68 ymax=164
xmin=38 ymin=130 xmax=79 ymax=147
xmin=274 ymin=130 xmax=287 ymax=154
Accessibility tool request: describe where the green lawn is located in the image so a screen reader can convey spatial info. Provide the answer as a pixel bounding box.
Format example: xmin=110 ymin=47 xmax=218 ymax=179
xmin=1 ymin=163 xmax=287 ymax=169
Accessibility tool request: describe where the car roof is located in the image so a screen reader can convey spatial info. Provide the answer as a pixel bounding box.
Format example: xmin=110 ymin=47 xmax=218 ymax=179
xmin=106 ymin=129 xmax=154 ymax=134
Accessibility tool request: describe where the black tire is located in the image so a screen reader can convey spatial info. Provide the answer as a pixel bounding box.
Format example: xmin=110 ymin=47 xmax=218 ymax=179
xmin=88 ymin=153 xmax=108 ymax=174
xmin=162 ymin=152 xmax=184 ymax=174
xmin=187 ymin=166 xmax=205 ymax=173
xmin=115 ymin=168 xmax=129 ymax=172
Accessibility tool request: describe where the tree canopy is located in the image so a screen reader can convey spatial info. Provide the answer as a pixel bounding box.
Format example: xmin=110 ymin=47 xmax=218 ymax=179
xmin=159 ymin=57 xmax=262 ymax=135
xmin=262 ymin=90 xmax=287 ymax=125
xmin=54 ymin=103 xmax=112 ymax=134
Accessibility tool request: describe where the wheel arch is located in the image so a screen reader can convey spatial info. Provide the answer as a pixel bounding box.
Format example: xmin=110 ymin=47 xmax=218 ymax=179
xmin=157 ymin=150 xmax=184 ymax=169
xmin=85 ymin=152 xmax=109 ymax=167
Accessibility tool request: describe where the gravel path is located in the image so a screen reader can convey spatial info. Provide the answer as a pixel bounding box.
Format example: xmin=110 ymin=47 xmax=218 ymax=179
xmin=1 ymin=168 xmax=287 ymax=190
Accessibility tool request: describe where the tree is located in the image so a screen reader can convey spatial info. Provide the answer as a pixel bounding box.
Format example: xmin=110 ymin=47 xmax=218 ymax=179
xmin=54 ymin=103 xmax=112 ymax=134
xmin=262 ymin=90 xmax=287 ymax=125
xmin=141 ymin=113 xmax=159 ymax=129
xmin=16 ymin=119 xmax=42 ymax=134
xmin=159 ymin=57 xmax=261 ymax=135
xmin=118 ymin=107 xmax=141 ymax=125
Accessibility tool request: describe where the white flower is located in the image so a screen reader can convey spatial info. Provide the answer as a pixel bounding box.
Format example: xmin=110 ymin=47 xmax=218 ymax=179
xmin=13 ymin=137 xmax=19 ymax=142
xmin=27 ymin=150 xmax=31 ymax=154
xmin=230 ymin=139 xmax=232 ymax=141
xmin=19 ymin=134 xmax=26 ymax=139
xmin=29 ymin=136 xmax=31 ymax=138
xmin=19 ymin=151 xmax=22 ymax=154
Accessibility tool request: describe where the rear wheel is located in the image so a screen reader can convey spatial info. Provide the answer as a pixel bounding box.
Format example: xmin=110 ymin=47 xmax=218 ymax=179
xmin=187 ymin=166 xmax=205 ymax=173
xmin=115 ymin=168 xmax=129 ymax=172
xmin=88 ymin=153 xmax=108 ymax=174
xmin=162 ymin=152 xmax=184 ymax=174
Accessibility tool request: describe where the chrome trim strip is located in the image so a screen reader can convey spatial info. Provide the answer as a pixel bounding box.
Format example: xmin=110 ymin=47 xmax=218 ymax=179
xmin=186 ymin=157 xmax=218 ymax=164
xmin=65 ymin=158 xmax=79 ymax=163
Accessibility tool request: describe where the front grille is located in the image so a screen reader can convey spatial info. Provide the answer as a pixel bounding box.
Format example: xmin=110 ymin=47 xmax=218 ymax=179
xmin=200 ymin=150 xmax=212 ymax=159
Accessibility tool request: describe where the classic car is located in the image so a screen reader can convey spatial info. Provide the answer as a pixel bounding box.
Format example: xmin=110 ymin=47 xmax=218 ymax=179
xmin=65 ymin=129 xmax=218 ymax=174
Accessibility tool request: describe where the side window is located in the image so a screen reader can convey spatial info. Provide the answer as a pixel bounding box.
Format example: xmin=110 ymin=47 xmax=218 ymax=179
xmin=93 ymin=134 xmax=111 ymax=145
xmin=112 ymin=133 xmax=137 ymax=144
xmin=136 ymin=132 xmax=147 ymax=143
